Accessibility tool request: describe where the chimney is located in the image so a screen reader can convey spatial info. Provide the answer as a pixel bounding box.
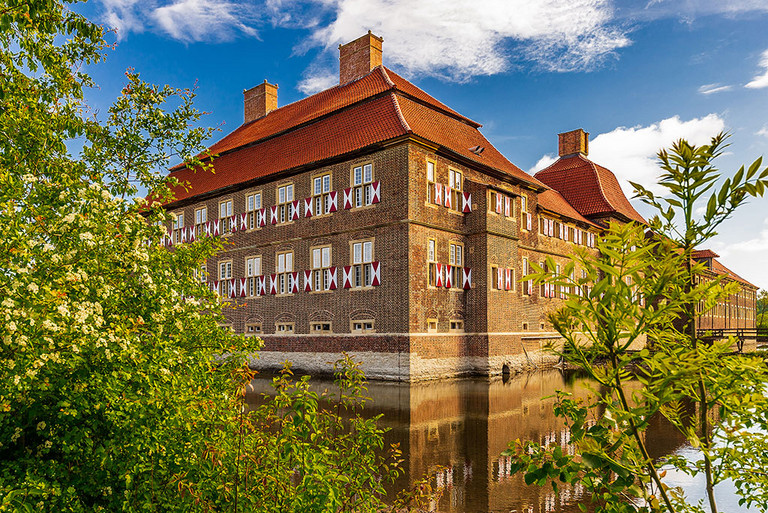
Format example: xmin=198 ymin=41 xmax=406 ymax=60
xmin=338 ymin=31 xmax=383 ymax=85
xmin=244 ymin=80 xmax=278 ymax=123
xmin=558 ymin=129 xmax=589 ymax=157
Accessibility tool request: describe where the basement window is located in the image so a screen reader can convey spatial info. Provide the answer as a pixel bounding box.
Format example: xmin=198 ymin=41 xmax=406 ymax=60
xmin=275 ymin=322 xmax=294 ymax=334
xmin=310 ymin=322 xmax=332 ymax=333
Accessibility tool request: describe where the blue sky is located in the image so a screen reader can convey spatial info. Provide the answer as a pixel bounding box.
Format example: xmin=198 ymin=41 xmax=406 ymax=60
xmin=78 ymin=0 xmax=768 ymax=290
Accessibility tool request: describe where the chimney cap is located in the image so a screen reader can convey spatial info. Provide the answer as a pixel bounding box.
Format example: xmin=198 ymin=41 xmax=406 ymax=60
xmin=558 ymin=128 xmax=589 ymax=157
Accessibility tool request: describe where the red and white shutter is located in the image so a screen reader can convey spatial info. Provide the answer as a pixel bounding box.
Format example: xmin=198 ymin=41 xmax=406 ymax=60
xmin=462 ymin=267 xmax=472 ymax=290
xmin=343 ymin=266 xmax=353 ymax=288
xmin=496 ymin=193 xmax=503 ymax=214
xmin=291 ymin=200 xmax=300 ymax=221
xmin=256 ymin=208 xmax=265 ymax=227
xmin=505 ymin=269 xmax=512 ymax=291
xmin=343 ymin=188 xmax=353 ymax=210
xmin=303 ymin=270 xmax=313 ymax=292
xmin=504 ymin=196 xmax=511 ymax=217
xmin=371 ymin=181 xmax=381 ymax=204
xmin=231 ymin=217 xmax=239 ymax=233
xmin=241 ymin=213 xmax=248 ymax=231
xmin=188 ymin=227 xmax=196 ymax=243
xmin=291 ymin=272 xmax=299 ymax=294
xmin=328 ymin=191 xmax=338 ymax=213
xmin=497 ymin=268 xmax=504 ymax=290
xmin=328 ymin=267 xmax=337 ymax=290
xmin=462 ymin=192 xmax=472 ymax=213
xmin=270 ymin=274 xmax=277 ymax=295
xmin=371 ymin=261 xmax=381 ymax=286
xmin=444 ymin=186 xmax=452 ymax=209
xmin=304 ymin=198 xmax=313 ymax=218
xmin=444 ymin=264 xmax=453 ymax=288
xmin=180 ymin=227 xmax=187 ymax=243
xmin=213 ymin=281 xmax=219 ymax=294
xmin=229 ymin=281 xmax=237 ymax=298
xmin=239 ymin=278 xmax=247 ymax=297
xmin=435 ymin=263 xmax=444 ymax=287
xmin=434 ymin=183 xmax=443 ymax=205
xmin=257 ymin=276 xmax=266 ymax=296
xmin=212 ymin=219 xmax=220 ymax=236
xmin=526 ymin=213 xmax=532 ymax=231
xmin=203 ymin=222 xmax=211 ymax=237
xmin=270 ymin=206 xmax=278 ymax=225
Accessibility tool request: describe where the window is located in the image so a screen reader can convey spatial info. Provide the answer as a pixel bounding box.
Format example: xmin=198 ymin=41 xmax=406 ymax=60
xmin=352 ymin=164 xmax=374 ymax=207
xmin=245 ymin=256 xmax=262 ymax=297
xmin=522 ymin=258 xmax=531 ymax=295
xmin=448 ymin=169 xmax=462 ymax=210
xmin=351 ymin=320 xmax=375 ymax=333
xmin=426 ymin=160 xmax=436 ymax=203
xmin=556 ymin=263 xmax=562 ymax=298
xmin=275 ymin=322 xmax=294 ymax=333
xmin=245 ymin=323 xmax=262 ymax=334
xmin=520 ymin=195 xmax=530 ymax=231
xmin=351 ymin=240 xmax=374 ymax=288
xmin=428 ymin=238 xmax=437 ymax=287
xmin=246 ymin=192 xmax=261 ymax=230
xmin=449 ymin=319 xmax=464 ymax=332
xmin=219 ymin=260 xmax=233 ymax=296
xmin=276 ymin=250 xmax=294 ymax=295
xmin=313 ymin=173 xmax=332 ymax=215
xmin=311 ymin=245 xmax=332 ymax=291
xmin=219 ymin=199 xmax=233 ymax=233
xmin=277 ymin=184 xmax=294 ymax=224
xmin=173 ymin=212 xmax=184 ymax=243
xmin=194 ymin=264 xmax=207 ymax=283
xmin=427 ymin=319 xmax=438 ymax=332
xmin=449 ymin=242 xmax=463 ymax=287
xmin=310 ymin=322 xmax=332 ymax=333
xmin=194 ymin=207 xmax=207 ymax=237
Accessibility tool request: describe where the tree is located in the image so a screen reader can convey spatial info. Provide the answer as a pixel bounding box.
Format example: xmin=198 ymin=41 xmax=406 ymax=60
xmin=0 ymin=1 xmax=410 ymax=511
xmin=758 ymin=289 xmax=768 ymax=330
xmin=509 ymin=135 xmax=768 ymax=512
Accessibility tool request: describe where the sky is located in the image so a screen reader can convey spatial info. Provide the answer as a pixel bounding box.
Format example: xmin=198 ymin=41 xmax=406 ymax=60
xmin=77 ymin=0 xmax=768 ymax=291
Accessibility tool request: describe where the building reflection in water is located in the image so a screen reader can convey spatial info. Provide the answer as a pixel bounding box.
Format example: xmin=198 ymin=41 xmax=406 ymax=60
xmin=246 ymin=369 xmax=689 ymax=513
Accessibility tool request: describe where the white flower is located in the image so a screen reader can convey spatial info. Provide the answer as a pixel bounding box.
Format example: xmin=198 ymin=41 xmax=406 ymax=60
xmin=101 ymin=190 xmax=111 ymax=200
xmin=8 ymin=322 xmax=17 ymax=332
xmin=79 ymin=232 xmax=93 ymax=241
xmin=62 ymin=213 xmax=76 ymax=224
xmin=27 ymin=283 xmax=38 ymax=294
xmin=43 ymin=243 xmax=54 ymax=252
xmin=21 ymin=174 xmax=36 ymax=183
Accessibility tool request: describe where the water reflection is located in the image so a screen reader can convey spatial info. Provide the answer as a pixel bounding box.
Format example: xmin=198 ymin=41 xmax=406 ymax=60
xmin=246 ymin=370 xmax=693 ymax=513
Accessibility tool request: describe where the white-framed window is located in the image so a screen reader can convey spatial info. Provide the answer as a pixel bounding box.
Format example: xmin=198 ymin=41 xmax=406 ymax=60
xmin=448 ymin=169 xmax=462 ymax=210
xmin=351 ymin=240 xmax=374 ymax=288
xmin=194 ymin=264 xmax=206 ymax=283
xmin=426 ymin=160 xmax=436 ymax=203
xmin=245 ymin=323 xmax=262 ymax=335
xmin=311 ymin=245 xmax=332 ymax=291
xmin=352 ymin=164 xmax=374 ymax=207
xmin=520 ymin=194 xmax=529 ymax=230
xmin=277 ymin=183 xmax=294 ymax=224
xmin=219 ymin=260 xmax=233 ymax=296
xmin=246 ymin=192 xmax=261 ymax=230
xmin=449 ymin=242 xmax=463 ymax=287
xmin=173 ymin=212 xmax=184 ymax=243
xmin=276 ymin=250 xmax=294 ymax=295
xmin=313 ymin=173 xmax=332 ymax=215
xmin=219 ymin=199 xmax=233 ymax=234
xmin=246 ymin=255 xmax=262 ymax=297
xmin=194 ymin=207 xmax=207 ymax=237
xmin=275 ymin=322 xmax=294 ymax=334
xmin=428 ymin=238 xmax=437 ymax=287
xmin=310 ymin=322 xmax=332 ymax=333
xmin=351 ymin=320 xmax=375 ymax=333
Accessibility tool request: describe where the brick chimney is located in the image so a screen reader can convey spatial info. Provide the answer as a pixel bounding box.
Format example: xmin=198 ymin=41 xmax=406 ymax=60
xmin=558 ymin=129 xmax=589 ymax=157
xmin=339 ymin=31 xmax=383 ymax=85
xmin=244 ymin=80 xmax=278 ymax=123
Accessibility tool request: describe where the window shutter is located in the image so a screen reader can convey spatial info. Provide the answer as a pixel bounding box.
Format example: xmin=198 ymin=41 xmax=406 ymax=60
xmin=504 ymin=196 xmax=511 ymax=217
xmin=526 ymin=212 xmax=532 ymax=231
xmin=371 ymin=181 xmax=381 ymax=204
xmin=328 ymin=267 xmax=338 ymax=290
xmin=343 ymin=188 xmax=353 ymax=209
xmin=444 ymin=265 xmax=453 ymax=288
xmin=462 ymin=192 xmax=472 ymax=213
xmin=435 ymin=263 xmax=443 ymax=287
xmin=304 ymin=198 xmax=313 ymax=218
xmin=329 ymin=191 xmax=338 ymax=212
xmin=444 ymin=186 xmax=452 ymax=208
xmin=462 ymin=267 xmax=472 ymax=290
xmin=496 ymin=193 xmax=503 ymax=214
xmin=343 ymin=266 xmax=353 ymax=288
xmin=270 ymin=274 xmax=277 ymax=295
xmin=371 ymin=261 xmax=381 ymax=286
xmin=270 ymin=206 xmax=278 ymax=225
xmin=435 ymin=183 xmax=443 ymax=205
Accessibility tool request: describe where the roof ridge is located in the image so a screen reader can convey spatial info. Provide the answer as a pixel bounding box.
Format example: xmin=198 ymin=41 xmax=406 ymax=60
xmin=585 ymin=155 xmax=616 ymax=213
xmin=390 ymin=93 xmax=412 ymax=133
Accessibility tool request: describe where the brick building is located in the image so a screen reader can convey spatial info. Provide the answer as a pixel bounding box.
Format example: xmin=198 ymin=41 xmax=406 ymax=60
xmin=162 ymin=33 xmax=758 ymax=380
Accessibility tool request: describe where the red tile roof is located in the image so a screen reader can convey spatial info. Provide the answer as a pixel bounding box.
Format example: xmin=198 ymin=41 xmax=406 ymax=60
xmin=166 ymin=66 xmax=542 ymax=205
xmin=692 ymin=249 xmax=720 ymax=259
xmin=536 ymin=189 xmax=601 ymax=229
xmin=534 ymin=154 xmax=646 ymax=225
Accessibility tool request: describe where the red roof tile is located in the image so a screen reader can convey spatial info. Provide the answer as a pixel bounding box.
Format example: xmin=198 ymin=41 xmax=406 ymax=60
xmin=166 ymin=66 xmax=543 ymax=205
xmin=692 ymin=249 xmax=720 ymax=259
xmin=167 ymin=94 xmax=408 ymax=202
xmin=534 ymin=154 xmax=646 ymax=224
xmin=536 ymin=189 xmax=601 ymax=228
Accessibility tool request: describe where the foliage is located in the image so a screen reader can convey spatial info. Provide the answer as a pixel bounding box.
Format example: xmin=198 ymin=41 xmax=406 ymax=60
xmin=510 ymin=135 xmax=768 ymax=513
xmin=758 ymin=289 xmax=768 ymax=330
xmin=1 ymin=1 xmax=412 ymax=511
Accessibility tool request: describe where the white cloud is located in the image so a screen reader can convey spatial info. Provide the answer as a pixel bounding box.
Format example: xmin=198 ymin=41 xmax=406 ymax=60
xmin=698 ymin=83 xmax=732 ymax=95
xmin=530 ymin=154 xmax=558 ymax=174
xmin=99 ymin=0 xmax=259 ymax=41
xmin=710 ymin=217 xmax=768 ymax=290
xmin=757 ymin=126 xmax=768 ymax=138
xmin=544 ymin=114 xmax=725 ymax=197
xmin=745 ymin=49 xmax=768 ymax=89
xmin=297 ymin=71 xmax=337 ymax=95
xmin=299 ymin=0 xmax=631 ymax=82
